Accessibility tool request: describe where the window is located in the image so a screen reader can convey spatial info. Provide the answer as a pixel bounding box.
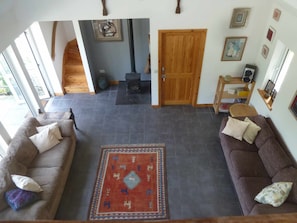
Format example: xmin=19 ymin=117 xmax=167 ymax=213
xmin=259 ymin=40 xmax=294 ymax=109
xmin=14 ymin=32 xmax=51 ymax=99
xmin=0 ymin=53 xmax=32 ymax=137
xmin=0 ymin=22 xmax=57 ymax=157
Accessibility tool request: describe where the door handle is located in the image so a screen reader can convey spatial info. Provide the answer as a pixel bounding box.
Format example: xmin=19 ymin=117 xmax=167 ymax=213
xmin=161 ymin=74 xmax=166 ymax=82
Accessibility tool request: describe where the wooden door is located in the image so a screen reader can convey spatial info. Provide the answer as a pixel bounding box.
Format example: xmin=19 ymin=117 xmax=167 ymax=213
xmin=158 ymin=29 xmax=206 ymax=105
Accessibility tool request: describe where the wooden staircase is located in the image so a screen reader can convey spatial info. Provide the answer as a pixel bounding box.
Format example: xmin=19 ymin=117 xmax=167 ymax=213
xmin=62 ymin=39 xmax=89 ymax=93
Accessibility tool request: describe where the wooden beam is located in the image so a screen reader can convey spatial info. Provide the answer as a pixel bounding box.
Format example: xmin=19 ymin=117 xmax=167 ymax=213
xmin=176 ymin=0 xmax=181 ymax=14
xmin=102 ymin=0 xmax=108 ymax=16
xmin=51 ymin=21 xmax=58 ymax=60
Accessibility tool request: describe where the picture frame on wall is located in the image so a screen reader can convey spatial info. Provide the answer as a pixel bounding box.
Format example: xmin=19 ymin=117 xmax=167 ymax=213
xmin=264 ymin=80 xmax=275 ymax=95
xmin=262 ymin=44 xmax=269 ymax=59
xmin=273 ymin=8 xmax=281 ymax=21
xmin=221 ymin=37 xmax=247 ymax=61
xmin=229 ymin=8 xmax=251 ymax=28
xmin=289 ymin=91 xmax=297 ymax=119
xmin=92 ymin=19 xmax=122 ymax=41
xmin=266 ymin=26 xmax=276 ymax=42
xmin=271 ymin=89 xmax=277 ymax=101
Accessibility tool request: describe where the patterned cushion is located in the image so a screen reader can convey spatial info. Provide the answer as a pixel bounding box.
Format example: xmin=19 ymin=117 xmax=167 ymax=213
xmin=5 ymin=188 xmax=40 ymax=211
xmin=255 ymin=182 xmax=293 ymax=207
xmin=273 ymin=167 xmax=297 ymax=204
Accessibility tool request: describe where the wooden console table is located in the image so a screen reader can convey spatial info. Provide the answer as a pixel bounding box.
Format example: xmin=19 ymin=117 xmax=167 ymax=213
xmin=229 ymin=103 xmax=258 ymax=117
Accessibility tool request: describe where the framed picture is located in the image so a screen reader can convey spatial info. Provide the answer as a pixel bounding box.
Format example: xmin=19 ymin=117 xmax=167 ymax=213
xmin=266 ymin=26 xmax=276 ymax=42
xmin=271 ymin=89 xmax=277 ymax=101
xmin=262 ymin=44 xmax=269 ymax=59
xmin=289 ymin=91 xmax=297 ymax=119
xmin=230 ymin=8 xmax=251 ymax=28
xmin=264 ymin=80 xmax=275 ymax=95
xmin=92 ymin=19 xmax=122 ymax=41
xmin=273 ymin=8 xmax=281 ymax=21
xmin=221 ymin=37 xmax=247 ymax=61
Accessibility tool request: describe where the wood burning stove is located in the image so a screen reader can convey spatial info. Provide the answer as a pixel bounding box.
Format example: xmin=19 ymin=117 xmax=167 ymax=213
xmin=125 ymin=19 xmax=141 ymax=93
xmin=125 ymin=73 xmax=141 ymax=93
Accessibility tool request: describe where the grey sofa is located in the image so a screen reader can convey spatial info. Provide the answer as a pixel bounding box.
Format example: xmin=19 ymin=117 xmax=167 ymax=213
xmin=0 ymin=117 xmax=76 ymax=220
xmin=219 ymin=115 xmax=297 ymax=215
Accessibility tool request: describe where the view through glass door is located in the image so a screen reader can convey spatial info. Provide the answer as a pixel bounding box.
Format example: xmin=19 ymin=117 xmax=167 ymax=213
xmin=0 ymin=54 xmax=31 ymax=137
xmin=15 ymin=32 xmax=50 ymax=100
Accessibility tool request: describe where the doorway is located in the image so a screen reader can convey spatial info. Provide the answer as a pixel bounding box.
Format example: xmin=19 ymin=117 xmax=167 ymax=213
xmin=158 ymin=29 xmax=207 ymax=106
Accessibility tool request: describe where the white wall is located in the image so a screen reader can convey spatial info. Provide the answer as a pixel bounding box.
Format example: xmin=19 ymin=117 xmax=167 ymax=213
xmin=0 ymin=0 xmax=271 ymax=105
xmin=250 ymin=0 xmax=297 ymax=160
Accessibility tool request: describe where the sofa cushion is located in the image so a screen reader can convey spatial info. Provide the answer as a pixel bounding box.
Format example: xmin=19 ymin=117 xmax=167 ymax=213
xmin=11 ymin=175 xmax=43 ymax=192
xmin=220 ymin=131 xmax=259 ymax=156
xmin=29 ymin=137 xmax=73 ymax=170
xmin=236 ymin=177 xmax=272 ymax=215
xmin=0 ymin=156 xmax=27 ymax=175
xmin=5 ymin=188 xmax=41 ymax=211
xmin=6 ymin=118 xmax=40 ymax=167
xmin=0 ymin=169 xmax=12 ymax=211
xmin=230 ymin=151 xmax=269 ymax=178
xmin=36 ymin=122 xmax=63 ymax=140
xmin=254 ymin=182 xmax=293 ymax=207
xmin=273 ymin=167 xmax=297 ymax=204
xmin=248 ymin=116 xmax=275 ymax=148
xmin=29 ymin=128 xmax=60 ymax=153
xmin=27 ymin=167 xmax=64 ymax=214
xmin=0 ymin=157 xmax=28 ymax=211
xmin=222 ymin=116 xmax=249 ymax=140
xmin=38 ymin=119 xmax=74 ymax=137
xmin=250 ymin=202 xmax=297 ymax=215
xmin=259 ymin=138 xmax=293 ymax=177
xmin=243 ymin=117 xmax=261 ymax=144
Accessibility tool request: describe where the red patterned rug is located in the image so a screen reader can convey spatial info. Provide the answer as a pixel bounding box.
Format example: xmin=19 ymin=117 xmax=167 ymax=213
xmin=88 ymin=144 xmax=168 ymax=220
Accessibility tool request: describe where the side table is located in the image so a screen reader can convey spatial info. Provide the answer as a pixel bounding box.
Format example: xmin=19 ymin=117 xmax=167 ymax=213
xmin=229 ymin=103 xmax=258 ymax=117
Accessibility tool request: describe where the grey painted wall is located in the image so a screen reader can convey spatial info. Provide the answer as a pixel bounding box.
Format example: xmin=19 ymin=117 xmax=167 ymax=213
xmin=79 ymin=18 xmax=150 ymax=87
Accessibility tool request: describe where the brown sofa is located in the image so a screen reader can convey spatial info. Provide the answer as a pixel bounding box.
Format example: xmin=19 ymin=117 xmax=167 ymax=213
xmin=219 ymin=115 xmax=297 ymax=215
xmin=0 ymin=117 xmax=76 ymax=220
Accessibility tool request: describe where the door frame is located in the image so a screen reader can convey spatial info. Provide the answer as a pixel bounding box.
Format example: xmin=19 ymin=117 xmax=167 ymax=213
xmin=158 ymin=29 xmax=207 ymax=106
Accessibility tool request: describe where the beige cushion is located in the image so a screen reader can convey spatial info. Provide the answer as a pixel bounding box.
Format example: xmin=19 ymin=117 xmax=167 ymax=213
xmin=29 ymin=128 xmax=60 ymax=153
xmin=11 ymin=174 xmax=43 ymax=192
xmin=243 ymin=117 xmax=262 ymax=144
xmin=255 ymin=182 xmax=293 ymax=207
xmin=36 ymin=122 xmax=63 ymax=140
xmin=222 ymin=116 xmax=249 ymax=140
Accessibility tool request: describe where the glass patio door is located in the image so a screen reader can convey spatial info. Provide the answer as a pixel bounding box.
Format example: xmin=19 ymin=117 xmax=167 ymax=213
xmin=0 ymin=54 xmax=31 ymax=137
xmin=14 ymin=32 xmax=50 ymax=100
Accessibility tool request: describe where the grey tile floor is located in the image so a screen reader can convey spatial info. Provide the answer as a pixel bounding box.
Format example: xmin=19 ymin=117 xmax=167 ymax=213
xmin=46 ymin=85 xmax=242 ymax=220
